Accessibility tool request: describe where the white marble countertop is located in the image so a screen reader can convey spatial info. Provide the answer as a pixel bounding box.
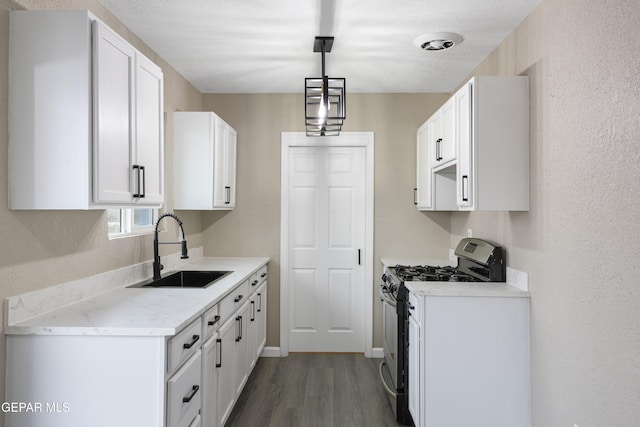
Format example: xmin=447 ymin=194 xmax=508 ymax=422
xmin=405 ymin=281 xmax=529 ymax=298
xmin=5 ymin=257 xmax=270 ymax=337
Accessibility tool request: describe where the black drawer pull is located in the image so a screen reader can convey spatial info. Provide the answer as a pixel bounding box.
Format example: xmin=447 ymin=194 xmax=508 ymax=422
xmin=182 ymin=385 xmax=200 ymax=403
xmin=216 ymin=338 xmax=222 ymax=368
xmin=252 ymin=280 xmax=258 ymax=286
xmin=234 ymin=295 xmax=243 ymax=303
xmin=208 ymin=315 xmax=220 ymax=326
xmin=260 ymin=273 xmax=267 ymax=278
xmin=183 ymin=334 xmax=200 ymax=349
xmin=235 ymin=316 xmax=243 ymax=342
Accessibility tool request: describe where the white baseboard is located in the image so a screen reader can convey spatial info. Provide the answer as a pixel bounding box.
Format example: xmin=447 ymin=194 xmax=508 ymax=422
xmin=260 ymin=346 xmax=281 ymax=357
xmin=371 ymin=347 xmax=384 ymax=358
xmin=260 ymin=346 xmax=383 ymax=358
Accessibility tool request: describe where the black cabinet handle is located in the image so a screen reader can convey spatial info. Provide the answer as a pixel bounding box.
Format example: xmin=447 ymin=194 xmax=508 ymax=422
xmin=182 ymin=385 xmax=200 ymax=403
xmin=225 ymin=186 xmax=231 ymax=204
xmin=252 ymin=280 xmax=258 ymax=287
xmin=251 ymin=301 xmax=255 ymax=321
xmin=436 ymin=138 xmax=443 ymax=161
xmin=132 ymin=165 xmax=141 ymax=198
xmin=258 ymin=293 xmax=262 ymax=313
xmin=234 ymin=295 xmax=243 ymax=303
xmin=462 ymin=175 xmax=469 ymax=202
xmin=183 ymin=334 xmax=200 ymax=349
xmin=140 ymin=165 xmax=145 ymax=198
xmin=132 ymin=165 xmax=147 ymax=198
xmin=260 ymin=272 xmax=267 ymax=278
xmin=358 ymin=249 xmax=361 ymax=265
xmin=208 ymin=315 xmax=220 ymax=326
xmin=216 ymin=338 xmax=222 ymax=368
xmin=414 ymin=188 xmax=417 ymax=205
xmin=235 ymin=316 xmax=243 ymax=342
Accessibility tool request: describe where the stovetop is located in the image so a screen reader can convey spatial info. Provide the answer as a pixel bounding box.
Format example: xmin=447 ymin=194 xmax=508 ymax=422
xmin=381 ymin=264 xmax=481 ymax=298
xmin=392 ymin=265 xmax=480 ymax=283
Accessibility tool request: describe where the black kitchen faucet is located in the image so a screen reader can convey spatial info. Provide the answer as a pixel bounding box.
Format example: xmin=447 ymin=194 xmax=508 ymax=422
xmin=153 ymin=213 xmax=189 ymax=280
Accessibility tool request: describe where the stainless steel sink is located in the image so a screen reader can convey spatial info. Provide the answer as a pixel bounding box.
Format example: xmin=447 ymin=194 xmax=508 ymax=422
xmin=129 ymin=270 xmax=232 ymax=288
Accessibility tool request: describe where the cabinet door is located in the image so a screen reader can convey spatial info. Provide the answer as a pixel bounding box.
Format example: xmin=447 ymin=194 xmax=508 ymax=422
xmin=430 ymin=99 xmax=456 ymax=168
xmin=441 ymin=98 xmax=456 ymax=163
xmin=248 ymin=281 xmax=267 ymax=371
xmin=167 ymin=350 xmax=202 ymax=427
xmin=216 ymin=316 xmax=236 ymax=426
xmin=255 ymin=282 xmax=267 ymax=362
xmin=202 ymin=335 xmax=218 ymax=427
xmin=408 ymin=298 xmax=421 ymax=426
xmin=225 ymin=126 xmax=237 ymax=208
xmin=134 ymin=53 xmax=164 ymax=205
xmin=234 ymin=301 xmax=250 ymax=398
xmin=455 ymin=82 xmax=473 ymax=208
xmin=92 ymin=21 xmax=135 ymax=204
xmin=416 ymin=120 xmax=433 ymax=210
xmin=212 ymin=117 xmax=228 ymax=208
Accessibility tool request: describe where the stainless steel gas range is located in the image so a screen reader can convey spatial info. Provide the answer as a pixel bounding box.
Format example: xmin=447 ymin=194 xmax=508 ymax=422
xmin=378 ymin=238 xmax=506 ymax=425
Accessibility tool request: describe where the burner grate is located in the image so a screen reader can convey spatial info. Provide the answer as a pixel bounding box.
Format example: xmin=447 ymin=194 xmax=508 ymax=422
xmin=393 ymin=265 xmax=481 ymax=282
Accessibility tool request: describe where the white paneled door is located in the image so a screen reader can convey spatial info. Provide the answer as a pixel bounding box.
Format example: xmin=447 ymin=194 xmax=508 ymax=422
xmin=287 ymin=146 xmax=366 ymax=352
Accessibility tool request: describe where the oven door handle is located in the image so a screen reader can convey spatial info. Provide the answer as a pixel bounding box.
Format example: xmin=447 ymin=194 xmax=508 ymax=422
xmin=379 ymin=361 xmax=398 ymax=398
xmin=379 ymin=289 xmax=397 ymax=308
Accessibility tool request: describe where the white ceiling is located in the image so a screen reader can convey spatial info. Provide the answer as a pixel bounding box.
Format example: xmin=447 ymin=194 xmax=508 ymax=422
xmin=97 ymin=0 xmax=543 ymax=94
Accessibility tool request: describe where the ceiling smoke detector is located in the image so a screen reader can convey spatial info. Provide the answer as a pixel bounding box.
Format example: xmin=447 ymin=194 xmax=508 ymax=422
xmin=413 ymin=32 xmax=464 ymax=51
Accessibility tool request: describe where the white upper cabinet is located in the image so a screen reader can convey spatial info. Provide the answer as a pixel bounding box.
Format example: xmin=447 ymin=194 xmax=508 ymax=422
xmin=432 ymin=98 xmax=456 ymax=168
xmin=455 ymin=76 xmax=529 ymax=211
xmin=8 ymin=10 xmax=164 ymax=209
xmin=416 ymin=76 xmax=529 ymax=211
xmin=415 ymin=121 xmax=433 ymax=209
xmin=133 ymin=50 xmax=165 ymax=205
xmin=174 ymin=112 xmax=237 ymax=210
xmin=455 ymin=82 xmax=473 ymax=208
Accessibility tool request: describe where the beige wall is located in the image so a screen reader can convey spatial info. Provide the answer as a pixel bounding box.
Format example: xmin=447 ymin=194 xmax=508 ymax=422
xmin=0 ymin=0 xmax=203 ymax=419
xmin=450 ymin=0 xmax=640 ymax=425
xmin=202 ymin=93 xmax=452 ymax=348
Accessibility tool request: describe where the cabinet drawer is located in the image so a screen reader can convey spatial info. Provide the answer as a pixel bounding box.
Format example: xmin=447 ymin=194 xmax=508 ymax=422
xmin=249 ymin=273 xmax=259 ymax=290
xmin=257 ymin=265 xmax=268 ymax=285
xmin=202 ymin=304 xmax=220 ymax=339
xmin=168 ymin=318 xmax=202 ymax=374
xmin=249 ymin=265 xmax=268 ymax=292
xmin=167 ymin=350 xmax=202 ymax=427
xmin=408 ymin=292 xmax=421 ymax=325
xmin=219 ymin=280 xmax=250 ymax=323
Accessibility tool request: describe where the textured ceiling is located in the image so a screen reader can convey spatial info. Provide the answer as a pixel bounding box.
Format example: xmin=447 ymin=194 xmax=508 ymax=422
xmin=97 ymin=0 xmax=543 ymax=93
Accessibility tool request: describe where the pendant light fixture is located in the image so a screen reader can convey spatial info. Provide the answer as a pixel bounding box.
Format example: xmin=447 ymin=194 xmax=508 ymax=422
xmin=305 ymin=36 xmax=346 ymax=136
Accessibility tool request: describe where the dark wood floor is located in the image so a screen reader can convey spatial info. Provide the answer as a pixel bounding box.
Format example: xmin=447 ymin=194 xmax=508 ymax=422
xmin=225 ymin=353 xmax=403 ymax=427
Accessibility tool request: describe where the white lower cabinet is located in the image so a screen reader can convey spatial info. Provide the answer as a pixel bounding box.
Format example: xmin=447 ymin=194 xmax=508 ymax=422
xmin=407 ymin=292 xmax=421 ymax=427
xmin=201 ymin=335 xmax=219 ymax=427
xmin=216 ymin=315 xmax=237 ymax=426
xmin=234 ymin=301 xmax=250 ymax=397
xmin=167 ymin=350 xmax=202 ymax=427
xmin=4 ymin=263 xmax=269 ymax=427
xmin=249 ymin=281 xmax=267 ymax=370
xmin=407 ymin=291 xmax=530 ymax=427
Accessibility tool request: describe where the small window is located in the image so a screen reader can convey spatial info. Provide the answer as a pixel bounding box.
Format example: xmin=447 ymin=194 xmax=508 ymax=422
xmin=108 ymin=208 xmax=157 ymax=238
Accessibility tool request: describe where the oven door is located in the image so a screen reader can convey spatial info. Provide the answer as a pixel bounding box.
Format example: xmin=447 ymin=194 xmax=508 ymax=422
xmin=380 ymin=286 xmax=398 ymax=391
